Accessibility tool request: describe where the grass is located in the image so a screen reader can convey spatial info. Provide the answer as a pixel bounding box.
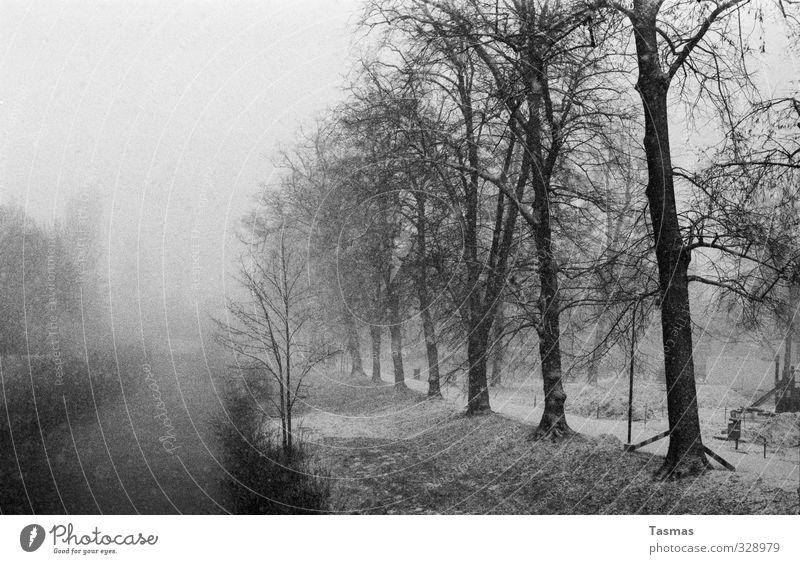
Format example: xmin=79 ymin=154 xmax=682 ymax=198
xmin=305 ymin=375 xmax=799 ymax=514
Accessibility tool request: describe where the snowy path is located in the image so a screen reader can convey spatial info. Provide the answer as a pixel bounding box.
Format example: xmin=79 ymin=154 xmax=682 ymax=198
xmin=402 ymin=377 xmax=800 ymax=492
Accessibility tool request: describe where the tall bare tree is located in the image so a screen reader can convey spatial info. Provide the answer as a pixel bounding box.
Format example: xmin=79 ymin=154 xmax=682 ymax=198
xmin=594 ymin=0 xmax=793 ymax=475
xmin=218 ymin=222 xmax=336 ymax=458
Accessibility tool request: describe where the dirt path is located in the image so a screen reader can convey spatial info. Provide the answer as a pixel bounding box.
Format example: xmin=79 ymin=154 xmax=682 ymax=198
xmin=298 ymin=377 xmax=799 ymax=514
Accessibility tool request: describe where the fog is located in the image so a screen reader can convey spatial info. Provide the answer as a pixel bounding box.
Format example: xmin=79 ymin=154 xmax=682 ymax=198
xmin=0 ymin=0 xmax=365 ymax=515
xmin=1 ymin=0 xmax=798 ymax=517
xmin=1 ymin=0 xmax=362 ymax=336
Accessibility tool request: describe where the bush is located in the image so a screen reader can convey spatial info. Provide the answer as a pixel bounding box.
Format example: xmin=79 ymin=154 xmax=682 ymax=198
xmin=215 ymin=386 xmax=330 ymax=514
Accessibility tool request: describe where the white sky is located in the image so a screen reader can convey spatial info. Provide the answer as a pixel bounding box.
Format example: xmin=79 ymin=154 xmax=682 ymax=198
xmin=0 ymin=0 xmax=797 ymax=333
xmin=0 ymin=0 xmax=364 ymax=322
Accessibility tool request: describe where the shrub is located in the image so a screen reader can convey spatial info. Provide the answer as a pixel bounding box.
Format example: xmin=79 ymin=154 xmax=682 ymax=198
xmin=215 ymin=385 xmax=330 ymax=514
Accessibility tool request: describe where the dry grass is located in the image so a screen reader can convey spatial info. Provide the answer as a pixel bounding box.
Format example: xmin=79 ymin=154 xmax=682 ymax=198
xmin=303 ymin=375 xmax=799 ymax=515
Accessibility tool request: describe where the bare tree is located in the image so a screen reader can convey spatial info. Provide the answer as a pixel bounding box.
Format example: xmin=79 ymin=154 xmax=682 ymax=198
xmin=589 ymin=0 xmax=800 ymax=477
xmin=218 ymin=222 xmax=336 ymax=458
xmin=591 ymin=0 xmax=764 ymax=477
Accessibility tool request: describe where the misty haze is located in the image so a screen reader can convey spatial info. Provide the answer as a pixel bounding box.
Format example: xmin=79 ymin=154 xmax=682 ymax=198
xmin=1 ymin=0 xmax=799 ymax=515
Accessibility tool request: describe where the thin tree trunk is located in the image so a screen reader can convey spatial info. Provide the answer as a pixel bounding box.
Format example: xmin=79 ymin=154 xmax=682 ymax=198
xmin=490 ymin=304 xmax=505 ymax=388
xmin=285 ymin=352 xmax=292 ymax=458
xmin=422 ymin=311 xmax=441 ymax=397
xmin=587 ymin=165 xmax=625 ymax=386
xmin=586 ymin=336 xmax=600 ymax=386
xmin=285 ymin=402 xmax=292 ymax=460
xmin=633 ymin=10 xmax=707 ymax=477
xmin=343 ymin=311 xmax=365 ymax=378
xmin=783 ymin=286 xmax=797 ymax=379
xmin=784 ymin=328 xmax=792 ymax=380
xmin=279 ymin=383 xmax=287 ymax=454
xmin=413 ymin=191 xmax=442 ymax=398
xmin=387 ymin=292 xmax=406 ymax=389
xmin=458 ymin=59 xmax=493 ymax=416
xmin=282 ymin=230 xmax=293 ymax=459
xmin=389 ymin=324 xmax=406 ymax=388
xmin=370 ymin=325 xmax=382 ymax=384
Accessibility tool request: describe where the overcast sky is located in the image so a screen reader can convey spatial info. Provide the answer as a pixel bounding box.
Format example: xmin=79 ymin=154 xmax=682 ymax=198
xmin=0 ymin=0 xmax=797 ymax=339
xmin=0 ymin=0 xmax=364 ymax=330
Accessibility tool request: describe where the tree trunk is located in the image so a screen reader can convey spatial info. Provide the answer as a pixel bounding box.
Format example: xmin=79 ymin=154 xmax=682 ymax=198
xmin=413 ymin=191 xmax=442 ymax=398
xmin=518 ymin=48 xmax=570 ymax=439
xmin=586 ymin=334 xmax=600 ymax=386
xmin=531 ymin=199 xmax=571 ymax=439
xmin=387 ymin=294 xmax=407 ymax=389
xmin=370 ymin=325 xmax=382 ymax=384
xmin=783 ymin=285 xmax=798 ymax=379
xmin=459 ymin=60 xmax=494 ymax=416
xmin=343 ymin=311 xmax=366 ymax=379
xmin=389 ymin=323 xmax=406 ymax=388
xmin=278 ymin=375 xmax=290 ymax=457
xmin=285 ymin=402 xmax=293 ymax=460
xmin=783 ymin=328 xmax=792 ymax=380
xmin=455 ymin=44 xmax=521 ymax=416
xmin=424 ymin=323 xmax=441 ymax=397
xmin=634 ymin=11 xmax=707 ymax=477
xmin=490 ymin=304 xmax=505 ymax=388
xmin=420 ymin=306 xmax=441 ymax=398
xmin=466 ymin=319 xmax=491 ymax=414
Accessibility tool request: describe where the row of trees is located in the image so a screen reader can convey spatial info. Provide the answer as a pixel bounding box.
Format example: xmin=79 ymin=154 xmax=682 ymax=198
xmin=223 ymin=0 xmax=800 ymax=477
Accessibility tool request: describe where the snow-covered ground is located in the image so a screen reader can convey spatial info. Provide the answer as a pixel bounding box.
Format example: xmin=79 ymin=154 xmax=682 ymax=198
xmin=402 ymin=378 xmax=800 ymax=493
